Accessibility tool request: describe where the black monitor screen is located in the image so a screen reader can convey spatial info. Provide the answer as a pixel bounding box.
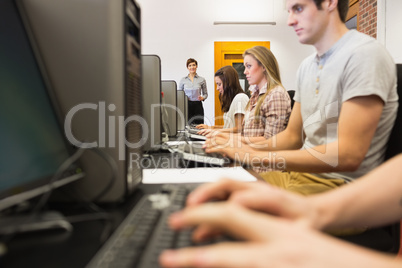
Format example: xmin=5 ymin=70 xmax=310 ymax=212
xmin=0 ymin=0 xmax=82 ymax=209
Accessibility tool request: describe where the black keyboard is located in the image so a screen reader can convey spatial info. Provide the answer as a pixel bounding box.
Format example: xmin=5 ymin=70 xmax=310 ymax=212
xmin=178 ymin=143 xmax=231 ymax=166
xmin=186 ymin=126 xmax=201 ymax=135
xmin=184 ymin=127 xmax=207 ymax=140
xmin=86 ymin=185 xmax=230 ymax=268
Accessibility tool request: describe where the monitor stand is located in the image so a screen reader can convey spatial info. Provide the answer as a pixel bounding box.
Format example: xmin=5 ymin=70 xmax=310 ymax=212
xmin=0 ymin=211 xmax=72 ymax=236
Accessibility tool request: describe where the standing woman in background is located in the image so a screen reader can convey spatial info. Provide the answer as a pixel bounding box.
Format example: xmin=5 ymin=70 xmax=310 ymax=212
xmin=196 ymin=65 xmax=249 ymax=135
xmin=178 ymin=58 xmax=208 ymax=125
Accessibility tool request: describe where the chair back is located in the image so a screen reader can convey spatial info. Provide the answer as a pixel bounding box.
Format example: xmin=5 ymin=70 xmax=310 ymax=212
xmin=384 ymin=64 xmax=402 ymax=160
xmin=341 ymin=64 xmax=402 ymax=254
xmin=287 ymin=90 xmax=295 ymax=109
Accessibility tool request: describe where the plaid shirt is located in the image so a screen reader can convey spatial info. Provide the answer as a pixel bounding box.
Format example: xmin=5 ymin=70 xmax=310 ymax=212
xmin=242 ymin=84 xmax=291 ymax=173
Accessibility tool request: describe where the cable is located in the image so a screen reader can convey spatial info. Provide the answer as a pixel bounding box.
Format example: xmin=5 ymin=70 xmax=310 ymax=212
xmin=32 ymin=146 xmax=87 ymax=214
xmin=51 ymin=184 xmax=116 ymax=243
xmin=0 ymin=146 xmax=87 ymax=246
xmin=89 ymin=147 xmax=118 ymax=203
xmin=161 ymin=105 xmax=171 ymax=136
xmin=0 ymin=144 xmax=121 ymax=248
xmin=65 ymin=212 xmax=113 ymax=243
xmin=52 ymin=145 xmax=118 ymax=203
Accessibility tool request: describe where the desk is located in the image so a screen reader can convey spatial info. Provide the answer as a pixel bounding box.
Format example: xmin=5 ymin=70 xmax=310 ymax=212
xmin=1 ymin=183 xmax=176 ymax=268
xmin=1 ymin=152 xmax=259 ymax=267
xmin=1 ymin=189 xmax=143 ymax=268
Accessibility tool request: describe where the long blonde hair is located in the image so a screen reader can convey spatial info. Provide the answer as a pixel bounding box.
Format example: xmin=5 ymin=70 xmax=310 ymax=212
xmin=244 ymin=46 xmax=283 ymax=120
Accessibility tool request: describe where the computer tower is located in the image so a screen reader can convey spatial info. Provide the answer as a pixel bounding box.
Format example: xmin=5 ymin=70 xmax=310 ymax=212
xmin=161 ymin=80 xmax=178 ymax=137
xmin=17 ymin=0 xmax=143 ymax=202
xmin=177 ymin=90 xmax=187 ymax=131
xmin=141 ymin=55 xmax=162 ymax=152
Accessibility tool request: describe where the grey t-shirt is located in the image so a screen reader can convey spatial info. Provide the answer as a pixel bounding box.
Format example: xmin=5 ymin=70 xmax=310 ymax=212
xmin=294 ymin=30 xmax=398 ymax=181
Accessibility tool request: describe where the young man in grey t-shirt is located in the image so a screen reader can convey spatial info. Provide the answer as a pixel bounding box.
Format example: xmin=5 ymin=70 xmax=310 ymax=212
xmin=205 ymin=0 xmax=398 ymax=195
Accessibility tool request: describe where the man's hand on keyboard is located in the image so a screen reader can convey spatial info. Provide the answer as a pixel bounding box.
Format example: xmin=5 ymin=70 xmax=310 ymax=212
xmin=186 ymin=179 xmax=313 ymax=226
xmin=159 ymin=201 xmax=351 ymax=268
xmin=196 ymin=128 xmax=212 ymax=136
xmin=203 ymin=133 xmax=252 ymax=163
xmin=204 ymin=132 xmax=235 ymax=153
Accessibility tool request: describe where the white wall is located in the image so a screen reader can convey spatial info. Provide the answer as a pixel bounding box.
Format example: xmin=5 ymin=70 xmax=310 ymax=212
xmin=379 ymin=0 xmax=402 ymax=63
xmin=378 ymin=0 xmax=402 ymax=63
xmin=136 ymin=0 xmax=314 ymax=123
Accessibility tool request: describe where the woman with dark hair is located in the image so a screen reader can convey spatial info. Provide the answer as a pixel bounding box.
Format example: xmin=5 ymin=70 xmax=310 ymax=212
xmin=178 ymin=58 xmax=208 ymax=125
xmin=197 ymin=65 xmax=249 ymax=135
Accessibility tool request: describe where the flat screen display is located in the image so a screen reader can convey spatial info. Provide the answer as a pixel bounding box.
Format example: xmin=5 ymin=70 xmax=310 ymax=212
xmin=0 ymin=0 xmax=82 ymax=210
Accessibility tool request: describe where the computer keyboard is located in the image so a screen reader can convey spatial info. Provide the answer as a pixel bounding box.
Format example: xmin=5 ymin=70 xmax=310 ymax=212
xmin=187 ymin=132 xmax=207 ymax=141
xmin=185 ymin=126 xmax=201 ymax=135
xmin=86 ymin=184 xmax=231 ymax=268
xmin=178 ymin=142 xmax=231 ymax=166
xmin=184 ymin=126 xmax=207 ymax=140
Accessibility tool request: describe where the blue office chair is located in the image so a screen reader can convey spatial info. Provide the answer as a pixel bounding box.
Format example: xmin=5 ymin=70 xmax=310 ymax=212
xmin=337 ymin=64 xmax=402 ymax=254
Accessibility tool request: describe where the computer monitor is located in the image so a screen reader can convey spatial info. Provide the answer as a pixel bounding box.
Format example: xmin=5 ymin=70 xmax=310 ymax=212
xmin=0 ymin=0 xmax=84 ymax=212
xmin=161 ymin=80 xmax=178 ymax=137
xmin=185 ymin=95 xmax=189 ymax=125
xmin=177 ymin=90 xmax=188 ymax=131
xmin=16 ymin=0 xmax=143 ymax=202
xmin=142 ymin=54 xmax=162 ymax=152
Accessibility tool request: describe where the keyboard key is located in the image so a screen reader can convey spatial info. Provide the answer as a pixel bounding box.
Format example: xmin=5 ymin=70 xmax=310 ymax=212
xmin=86 ymin=185 xmax=231 ymax=268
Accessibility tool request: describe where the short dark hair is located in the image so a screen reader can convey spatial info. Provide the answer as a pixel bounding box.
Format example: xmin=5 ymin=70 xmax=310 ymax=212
xmin=313 ymin=0 xmax=349 ymax=23
xmin=186 ymin=58 xmax=198 ymax=68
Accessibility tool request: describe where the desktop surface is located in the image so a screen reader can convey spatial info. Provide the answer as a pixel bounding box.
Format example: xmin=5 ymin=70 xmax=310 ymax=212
xmin=2 ymin=158 xmax=398 ymax=267
xmin=1 ymin=183 xmax=208 ymax=268
xmin=1 ymin=189 xmax=144 ymax=268
xmin=1 ymin=152 xmax=259 ymax=268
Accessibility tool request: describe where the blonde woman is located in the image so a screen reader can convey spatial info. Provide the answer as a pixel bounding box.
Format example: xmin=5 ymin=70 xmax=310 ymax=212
xmin=241 ymin=46 xmax=291 ymax=145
